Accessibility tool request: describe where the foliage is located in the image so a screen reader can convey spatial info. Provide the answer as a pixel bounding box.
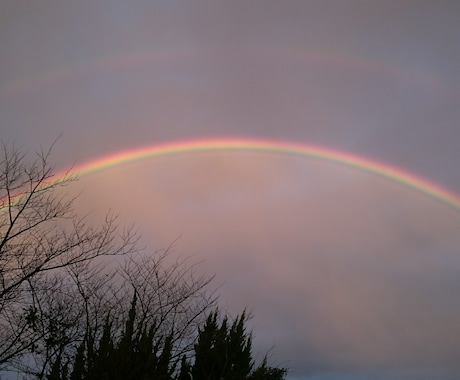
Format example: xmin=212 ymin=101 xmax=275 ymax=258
xmin=188 ymin=309 xmax=287 ymax=380
xmin=43 ymin=306 xmax=287 ymax=380
xmin=45 ymin=294 xmax=177 ymax=380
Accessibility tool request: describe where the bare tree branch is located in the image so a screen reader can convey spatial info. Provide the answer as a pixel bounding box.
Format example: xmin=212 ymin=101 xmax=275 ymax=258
xmin=0 ymin=142 xmax=217 ymax=379
xmin=0 ymin=142 xmax=139 ymax=369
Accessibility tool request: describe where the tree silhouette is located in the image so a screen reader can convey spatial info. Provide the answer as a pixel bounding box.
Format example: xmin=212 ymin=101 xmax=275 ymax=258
xmin=189 ymin=309 xmax=286 ymax=380
xmin=43 ymin=306 xmax=287 ymax=380
xmin=0 ymin=142 xmax=287 ymax=379
xmin=45 ymin=294 xmax=176 ymax=380
xmin=0 ymin=142 xmax=215 ymax=377
xmin=0 ymin=141 xmax=137 ymax=373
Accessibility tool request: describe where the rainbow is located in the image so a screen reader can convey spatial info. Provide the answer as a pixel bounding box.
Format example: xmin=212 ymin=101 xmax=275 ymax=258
xmin=64 ymin=138 xmax=460 ymax=211
xmin=1 ymin=47 xmax=440 ymax=101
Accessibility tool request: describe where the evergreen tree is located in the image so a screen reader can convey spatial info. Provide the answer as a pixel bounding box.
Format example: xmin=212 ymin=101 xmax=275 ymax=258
xmin=43 ymin=305 xmax=286 ymax=380
xmin=66 ymin=294 xmax=176 ymax=380
xmin=177 ymin=355 xmax=192 ymax=380
xmin=191 ymin=309 xmax=286 ymax=380
xmin=248 ymin=357 xmax=287 ymax=380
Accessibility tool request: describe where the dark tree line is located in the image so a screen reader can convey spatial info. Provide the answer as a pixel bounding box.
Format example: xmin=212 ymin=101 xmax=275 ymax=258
xmin=0 ymin=142 xmax=287 ymax=379
xmin=46 ymin=297 xmax=286 ymax=380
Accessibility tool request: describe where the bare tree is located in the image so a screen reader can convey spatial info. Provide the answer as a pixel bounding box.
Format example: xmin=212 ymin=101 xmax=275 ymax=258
xmin=0 ymin=142 xmax=217 ymax=379
xmin=0 ymin=142 xmax=137 ymax=370
xmin=118 ymin=248 xmax=216 ymax=358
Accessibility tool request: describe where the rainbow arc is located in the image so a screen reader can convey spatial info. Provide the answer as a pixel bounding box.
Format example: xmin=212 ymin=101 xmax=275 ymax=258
xmin=66 ymin=138 xmax=460 ymax=211
xmin=2 ymin=138 xmax=459 ymax=213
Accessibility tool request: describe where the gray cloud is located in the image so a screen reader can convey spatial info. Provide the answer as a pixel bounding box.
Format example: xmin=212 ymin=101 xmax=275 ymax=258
xmin=2 ymin=1 xmax=460 ymax=378
xmin=71 ymin=154 xmax=460 ymax=377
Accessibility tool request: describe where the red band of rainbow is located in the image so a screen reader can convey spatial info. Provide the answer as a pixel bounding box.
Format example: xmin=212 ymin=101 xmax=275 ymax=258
xmin=67 ymin=137 xmax=460 ymax=211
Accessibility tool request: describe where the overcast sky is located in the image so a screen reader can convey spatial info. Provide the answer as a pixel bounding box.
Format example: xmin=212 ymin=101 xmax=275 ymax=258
xmin=2 ymin=1 xmax=460 ymax=379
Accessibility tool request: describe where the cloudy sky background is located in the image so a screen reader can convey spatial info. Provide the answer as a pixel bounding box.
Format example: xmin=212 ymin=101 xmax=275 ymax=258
xmin=2 ymin=1 xmax=460 ymax=378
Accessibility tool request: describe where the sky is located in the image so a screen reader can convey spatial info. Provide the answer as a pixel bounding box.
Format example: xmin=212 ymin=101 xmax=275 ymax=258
xmin=1 ymin=1 xmax=460 ymax=378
